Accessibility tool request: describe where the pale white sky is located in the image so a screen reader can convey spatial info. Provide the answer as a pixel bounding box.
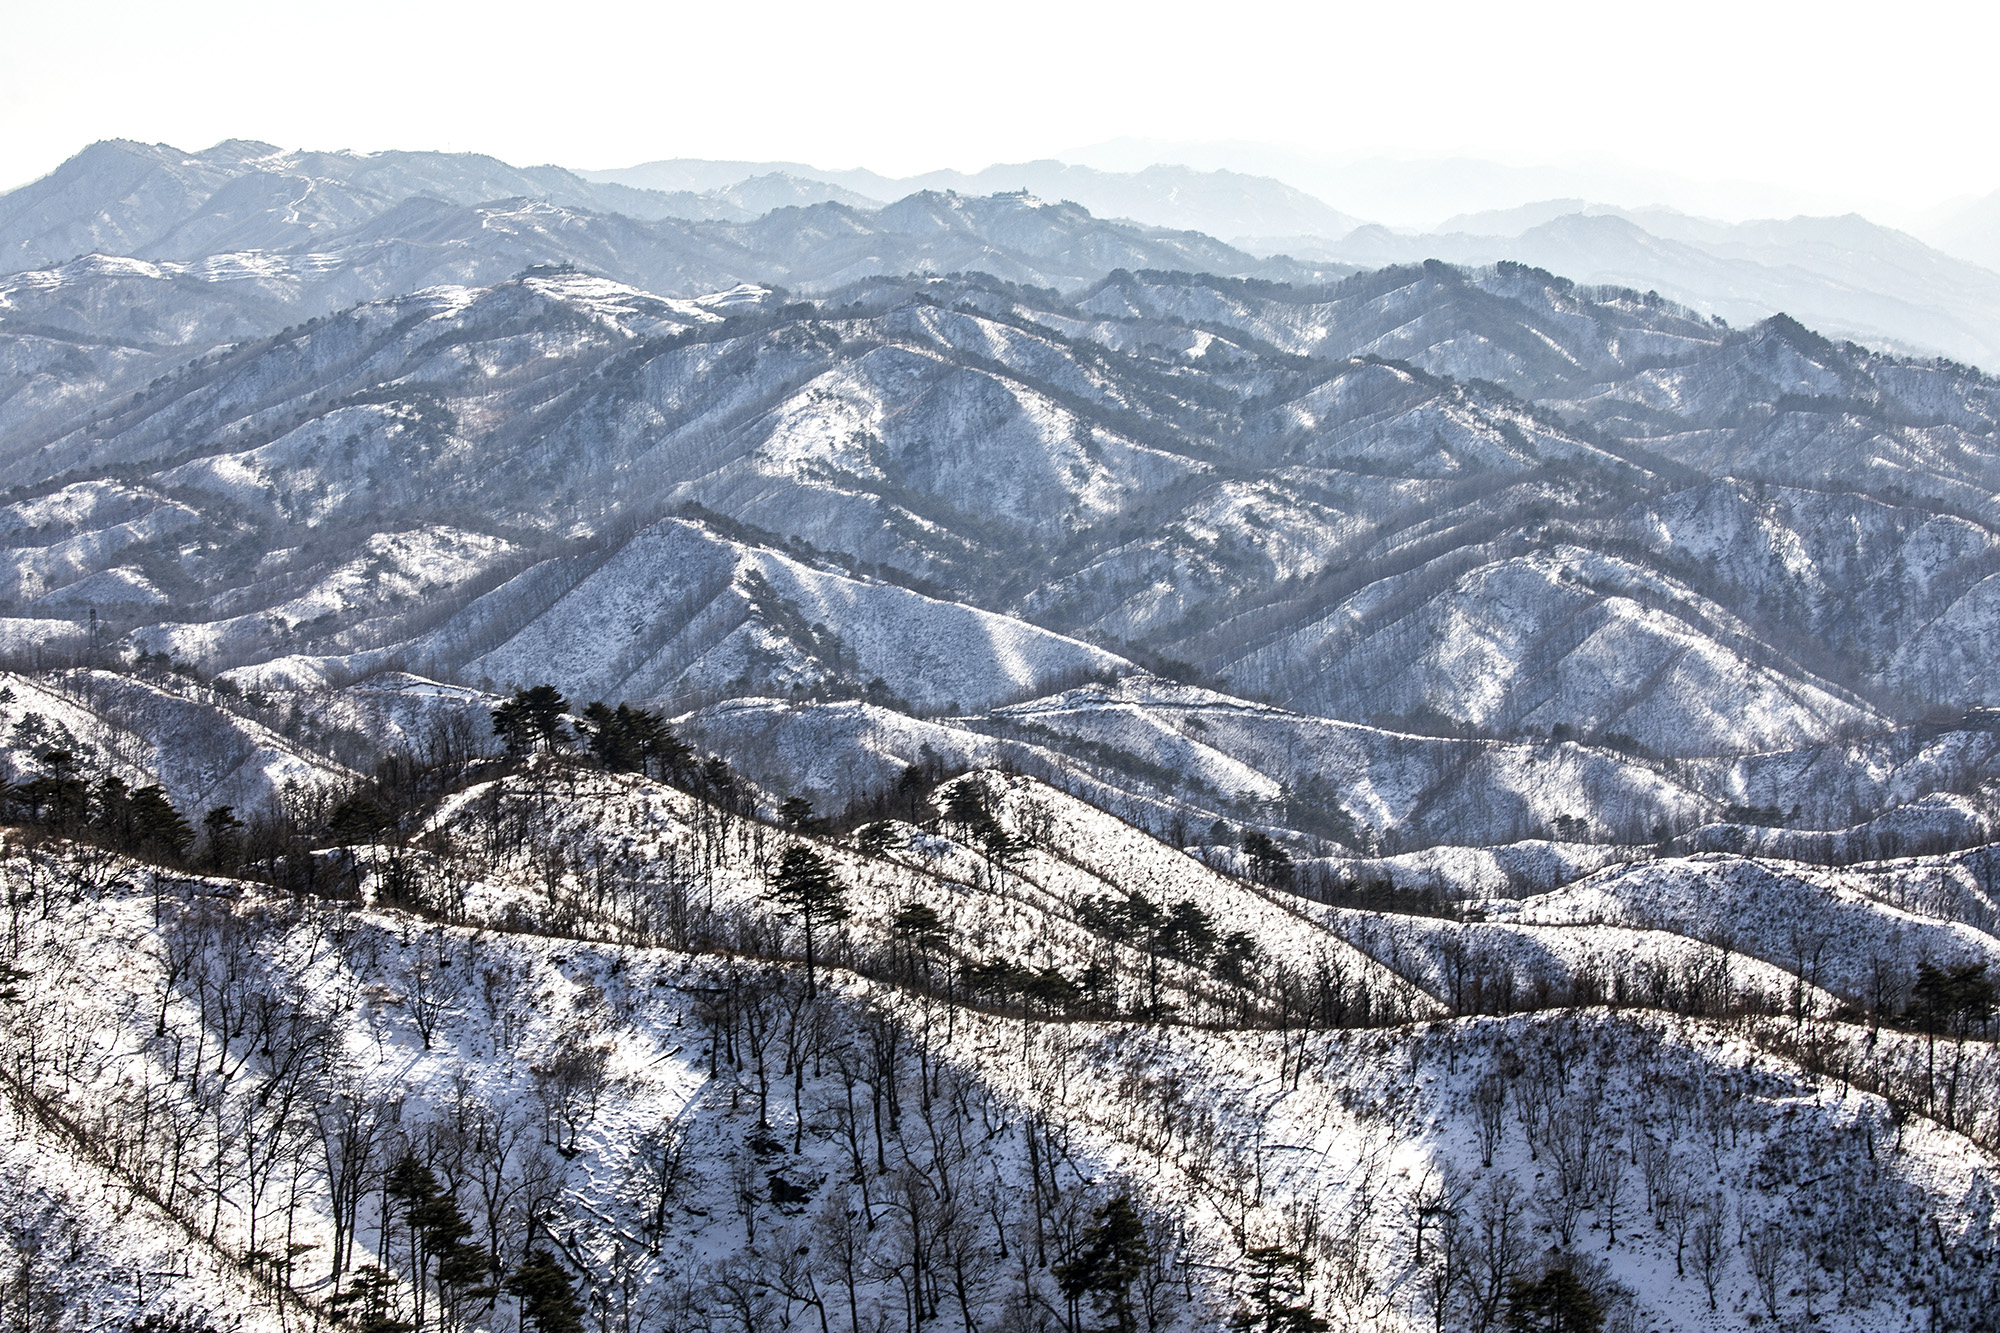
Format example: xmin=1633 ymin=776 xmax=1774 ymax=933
xmin=3 ymin=0 xmax=1993 ymax=225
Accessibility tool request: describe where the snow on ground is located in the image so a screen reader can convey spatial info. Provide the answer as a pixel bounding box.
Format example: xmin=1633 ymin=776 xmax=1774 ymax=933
xmin=1490 ymin=853 xmax=2000 ymax=1000
xmin=0 ymin=1112 xmax=285 ymax=1333
xmin=0 ymin=670 xmax=352 ymax=815
xmin=7 ymin=824 xmax=1992 ymax=1332
xmin=133 ymin=528 xmax=515 ymax=666
xmin=455 ymin=518 xmax=1128 ymax=711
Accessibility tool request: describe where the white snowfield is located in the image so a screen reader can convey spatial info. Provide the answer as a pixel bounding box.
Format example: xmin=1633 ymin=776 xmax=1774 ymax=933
xmin=1490 ymin=853 xmax=2000 ymax=999
xmin=676 ymin=679 xmax=2000 ymax=870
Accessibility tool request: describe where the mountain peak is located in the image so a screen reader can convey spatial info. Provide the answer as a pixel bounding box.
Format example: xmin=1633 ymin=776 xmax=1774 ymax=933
xmin=195 ymin=139 xmax=285 ymax=165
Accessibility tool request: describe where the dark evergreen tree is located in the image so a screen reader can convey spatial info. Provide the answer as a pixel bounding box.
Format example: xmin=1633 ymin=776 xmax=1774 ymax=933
xmin=412 ymin=1180 xmax=493 ymax=1311
xmin=1055 ymin=1195 xmax=1151 ymax=1333
xmin=964 ymin=955 xmax=1029 ymax=1002
xmin=855 ymin=821 xmax=895 ymax=858
xmin=491 ymin=685 xmax=571 ymax=757
xmin=1215 ymin=930 xmax=1258 ymax=985
xmin=1228 ymin=1245 xmax=1327 ymax=1333
xmin=1023 ymin=966 xmax=1080 ymax=1016
xmin=767 ymin=843 xmax=848 ymax=996
xmin=980 ymin=819 xmax=1020 ymax=869
xmin=129 ymin=785 xmax=193 ymax=861
xmin=891 ymin=900 xmax=948 ymax=977
xmin=203 ymin=805 xmax=245 ymax=870
xmin=944 ymin=783 xmax=987 ymax=831
xmin=93 ymin=775 xmax=134 ymax=846
xmin=1241 ymin=830 xmax=1294 ymax=888
xmin=1912 ymin=961 xmax=1995 ymax=1124
xmin=328 ymin=795 xmax=392 ymax=847
xmin=17 ymin=749 xmax=88 ymax=829
xmin=326 ymin=1265 xmax=413 ymax=1333
xmin=701 ymin=756 xmax=743 ymax=812
xmin=1505 ymin=1266 xmax=1604 ymax=1333
xmin=1161 ymin=899 xmax=1218 ymax=965
xmin=384 ymin=1151 xmax=495 ymax=1314
xmin=578 ymin=702 xmax=687 ymax=777
xmin=506 ymin=1248 xmax=583 ymax=1333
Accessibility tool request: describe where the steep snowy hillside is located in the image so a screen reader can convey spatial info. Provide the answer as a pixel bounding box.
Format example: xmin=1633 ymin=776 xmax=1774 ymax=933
xmin=670 ymin=679 xmax=2000 ymax=863
xmin=6 ymin=716 xmax=2000 ymax=1333
xmin=0 ymin=667 xmax=350 ymax=813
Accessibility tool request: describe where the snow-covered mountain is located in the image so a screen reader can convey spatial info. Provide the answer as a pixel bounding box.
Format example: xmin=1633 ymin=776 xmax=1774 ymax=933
xmin=8 ymin=136 xmax=2000 ymax=1333
xmin=585 ymin=157 xmax=1365 ymax=246
xmin=11 ymin=254 xmax=2000 ymax=753
xmin=1266 ymin=205 xmax=2000 ymax=370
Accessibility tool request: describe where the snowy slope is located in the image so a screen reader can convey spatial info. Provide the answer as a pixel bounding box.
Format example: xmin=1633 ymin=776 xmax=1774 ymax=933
xmin=6 ymin=757 xmax=1999 ymax=1333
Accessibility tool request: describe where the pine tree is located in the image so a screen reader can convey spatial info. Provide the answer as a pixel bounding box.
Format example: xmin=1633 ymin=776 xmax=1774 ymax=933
xmin=1228 ymin=1245 xmax=1327 ymax=1333
xmin=18 ymin=749 xmax=87 ymax=829
xmin=203 ymin=805 xmax=245 ymax=870
xmin=767 ymin=843 xmax=848 ymax=996
xmin=93 ymin=775 xmax=134 ymax=846
xmin=580 ymin=701 xmax=637 ymax=770
xmin=416 ymin=1186 xmax=494 ymax=1311
xmin=1504 ymin=1266 xmax=1604 ymax=1333
xmin=944 ymin=782 xmax=987 ymax=831
xmin=384 ymin=1153 xmax=440 ymax=1328
xmin=1162 ymin=899 xmax=1218 ymax=965
xmin=1241 ymin=830 xmax=1294 ymax=888
xmin=855 ymin=822 xmax=895 ymax=858
xmin=980 ymin=819 xmax=1020 ymax=870
xmin=1055 ymin=1195 xmax=1151 ymax=1333
xmin=506 ymin=1248 xmax=583 ymax=1333
xmin=578 ymin=702 xmax=686 ymax=777
xmin=1912 ymin=961 xmax=1995 ymax=1126
xmin=326 ymin=1265 xmax=413 ymax=1333
xmin=1023 ymin=967 xmax=1080 ymax=1016
xmin=491 ymin=685 xmax=570 ymax=757
xmin=129 ymin=785 xmax=193 ymax=861
xmin=328 ymin=795 xmax=392 ymax=847
xmin=891 ymin=900 xmax=948 ymax=973
xmin=701 ymin=756 xmax=741 ymax=812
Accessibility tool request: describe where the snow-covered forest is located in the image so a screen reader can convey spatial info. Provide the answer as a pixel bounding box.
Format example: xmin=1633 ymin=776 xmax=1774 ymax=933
xmin=0 ymin=665 xmax=1997 ymax=1333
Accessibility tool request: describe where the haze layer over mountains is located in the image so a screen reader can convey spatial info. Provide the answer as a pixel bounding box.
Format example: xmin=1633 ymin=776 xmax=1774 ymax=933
xmin=582 ymin=146 xmax=2000 ymax=371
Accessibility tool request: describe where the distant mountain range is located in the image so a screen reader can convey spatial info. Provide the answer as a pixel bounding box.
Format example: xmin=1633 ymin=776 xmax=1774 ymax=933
xmin=585 ymin=152 xmax=2000 ymax=372
xmin=14 ymin=138 xmax=2000 ymax=371
xmin=1920 ymin=187 xmax=2000 ymax=272
xmin=583 ymin=157 xmax=1367 ymax=247
xmin=10 ymin=134 xmax=2000 ymax=855
xmin=1259 ymin=206 xmax=2000 ymax=369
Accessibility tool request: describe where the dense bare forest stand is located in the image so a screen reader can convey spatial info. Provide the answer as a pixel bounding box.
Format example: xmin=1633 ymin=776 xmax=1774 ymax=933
xmin=0 ymin=676 xmax=1995 ymax=1333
